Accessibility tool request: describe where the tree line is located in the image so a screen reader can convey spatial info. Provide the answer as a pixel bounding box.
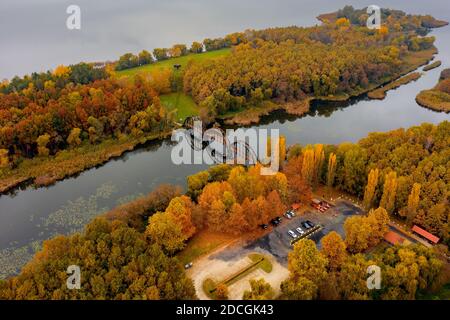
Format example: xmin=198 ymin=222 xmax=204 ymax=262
xmin=183 ymin=10 xmax=438 ymax=117
xmin=0 ymin=75 xmax=176 ymax=167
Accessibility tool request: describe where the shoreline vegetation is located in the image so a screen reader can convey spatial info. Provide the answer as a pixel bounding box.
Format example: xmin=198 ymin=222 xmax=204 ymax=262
xmin=423 ymin=60 xmax=442 ymax=71
xmin=416 ymin=68 xmax=450 ymax=113
xmin=367 ymin=72 xmax=423 ymax=100
xmin=0 ymin=45 xmax=435 ymax=194
xmin=221 ymin=48 xmax=437 ymax=125
xmin=0 ymin=7 xmax=448 ymax=196
xmin=1 ymin=121 xmax=448 ymax=299
xmin=0 ymin=130 xmax=172 ymax=194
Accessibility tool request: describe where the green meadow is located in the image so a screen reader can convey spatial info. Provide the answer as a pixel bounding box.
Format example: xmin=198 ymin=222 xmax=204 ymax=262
xmin=160 ymin=93 xmax=199 ymax=122
xmin=115 ymin=48 xmax=231 ymax=77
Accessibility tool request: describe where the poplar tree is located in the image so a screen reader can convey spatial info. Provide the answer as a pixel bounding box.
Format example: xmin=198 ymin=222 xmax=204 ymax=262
xmin=363 ymin=168 xmax=379 ymax=210
xmin=326 ymin=153 xmax=337 ymax=187
xmin=406 ymin=183 xmax=421 ymax=224
xmin=380 ymin=171 xmax=398 ymax=214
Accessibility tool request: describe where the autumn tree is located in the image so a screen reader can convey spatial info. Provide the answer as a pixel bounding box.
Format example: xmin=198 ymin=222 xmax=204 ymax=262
xmin=320 ymin=231 xmax=347 ymax=271
xmin=153 ymin=48 xmax=169 ymax=61
xmin=190 ymin=41 xmax=204 ymax=53
xmin=138 ymin=50 xmax=153 ymax=65
xmin=281 ymin=276 xmax=318 ymax=300
xmin=164 ymin=196 xmax=196 ymax=239
xmin=403 ymin=183 xmax=421 ymax=224
xmin=366 ymin=207 xmax=389 ymax=246
xmin=326 ymin=153 xmax=337 ymax=187
xmin=283 ymin=156 xmax=312 ymax=204
xmin=67 ymin=128 xmax=82 ymax=148
xmin=225 ymin=203 xmax=249 ymax=234
xmin=0 ymin=218 xmax=197 ymax=300
xmin=169 ymin=44 xmax=188 ymax=58
xmin=243 ymin=279 xmax=275 ymax=300
xmin=344 ymin=207 xmax=389 ymax=253
xmin=363 ymin=168 xmax=379 ymax=210
xmin=284 ymin=239 xmax=328 ymax=293
xmin=378 ymin=245 xmax=442 ymax=300
xmin=53 ymin=65 xmax=70 ymax=77
xmin=187 ymin=171 xmax=209 ymax=200
xmin=36 ymin=134 xmax=51 ymax=157
xmin=0 ymin=149 xmax=9 ymax=168
xmin=145 ymin=212 xmax=186 ymax=254
xmin=380 ymin=171 xmax=398 ymax=214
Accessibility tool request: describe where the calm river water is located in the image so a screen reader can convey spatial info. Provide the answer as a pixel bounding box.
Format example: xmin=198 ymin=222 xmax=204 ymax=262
xmin=0 ymin=1 xmax=449 ymax=278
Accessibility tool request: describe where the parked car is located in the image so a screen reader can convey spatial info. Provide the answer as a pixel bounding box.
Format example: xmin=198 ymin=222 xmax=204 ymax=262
xmin=306 ymin=220 xmax=315 ymax=227
xmin=270 ymin=219 xmax=280 ymax=227
xmin=260 ymin=224 xmax=269 ymax=230
xmin=276 ymin=216 xmax=283 ymax=222
xmin=295 ymin=227 xmax=304 ymax=235
xmin=184 ymin=262 xmax=193 ymax=269
xmin=284 ymin=211 xmax=293 ymax=219
xmin=289 ymin=210 xmax=296 ymax=217
xmin=301 ymin=221 xmax=312 ymax=229
xmin=288 ymin=230 xmax=298 ymax=239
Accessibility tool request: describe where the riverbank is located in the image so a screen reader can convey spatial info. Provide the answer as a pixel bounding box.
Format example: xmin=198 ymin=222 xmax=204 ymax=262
xmin=423 ymin=60 xmax=442 ymax=71
xmin=0 ymin=47 xmax=437 ymax=195
xmin=416 ymin=68 xmax=450 ymax=113
xmin=416 ymin=90 xmax=450 ymax=113
xmin=222 ymin=48 xmax=437 ymax=125
xmin=368 ymin=72 xmax=423 ymax=100
xmin=0 ymin=130 xmax=173 ymax=195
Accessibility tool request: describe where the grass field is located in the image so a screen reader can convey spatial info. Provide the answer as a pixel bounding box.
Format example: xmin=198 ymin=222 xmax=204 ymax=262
xmin=115 ymin=48 xmax=231 ymax=77
xmin=160 ymin=93 xmax=199 ymax=122
xmin=177 ymin=230 xmax=237 ymax=265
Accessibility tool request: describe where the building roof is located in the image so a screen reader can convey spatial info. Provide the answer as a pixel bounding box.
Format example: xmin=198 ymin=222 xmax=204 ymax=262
xmin=412 ymin=225 xmax=440 ymax=244
xmin=384 ymin=231 xmax=405 ymax=245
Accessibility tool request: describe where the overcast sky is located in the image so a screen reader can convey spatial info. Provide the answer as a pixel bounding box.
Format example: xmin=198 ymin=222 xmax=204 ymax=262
xmin=0 ymin=0 xmax=449 ymax=79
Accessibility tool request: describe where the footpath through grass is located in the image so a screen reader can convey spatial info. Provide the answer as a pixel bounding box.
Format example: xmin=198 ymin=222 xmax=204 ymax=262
xmin=115 ymin=48 xmax=231 ymax=77
xmin=202 ymin=253 xmax=273 ymax=299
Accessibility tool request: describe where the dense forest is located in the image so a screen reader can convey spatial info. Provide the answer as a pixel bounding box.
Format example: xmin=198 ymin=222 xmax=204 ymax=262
xmin=1 ymin=122 xmax=448 ymax=299
xmin=183 ymin=7 xmax=442 ymax=117
xmin=0 ymin=7 xmax=445 ymax=174
xmin=0 ymin=75 xmax=174 ymax=164
xmin=416 ymin=68 xmax=450 ymax=112
xmin=281 ymin=235 xmax=444 ymax=300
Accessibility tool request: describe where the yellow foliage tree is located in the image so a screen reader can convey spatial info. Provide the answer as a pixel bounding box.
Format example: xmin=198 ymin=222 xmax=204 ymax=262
xmin=326 ymin=153 xmax=337 ymax=187
xmin=36 ymin=134 xmax=51 ymax=157
xmin=0 ymin=149 xmax=9 ymax=168
xmin=363 ymin=168 xmax=379 ymax=210
xmin=53 ymin=64 xmax=70 ymax=77
xmin=380 ymin=171 xmax=398 ymax=214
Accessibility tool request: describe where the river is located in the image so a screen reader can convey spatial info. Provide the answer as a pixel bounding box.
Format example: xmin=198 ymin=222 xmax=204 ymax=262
xmin=0 ymin=4 xmax=449 ymax=279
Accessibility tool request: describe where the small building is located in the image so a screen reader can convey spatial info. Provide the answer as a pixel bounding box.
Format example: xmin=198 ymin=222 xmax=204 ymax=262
xmin=412 ymin=225 xmax=440 ymax=244
xmin=384 ymin=231 xmax=405 ymax=246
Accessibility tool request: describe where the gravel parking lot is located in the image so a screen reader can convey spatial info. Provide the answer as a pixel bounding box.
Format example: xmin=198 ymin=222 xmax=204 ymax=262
xmin=186 ymin=199 xmax=364 ymax=299
xmin=244 ymin=199 xmax=364 ymax=264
